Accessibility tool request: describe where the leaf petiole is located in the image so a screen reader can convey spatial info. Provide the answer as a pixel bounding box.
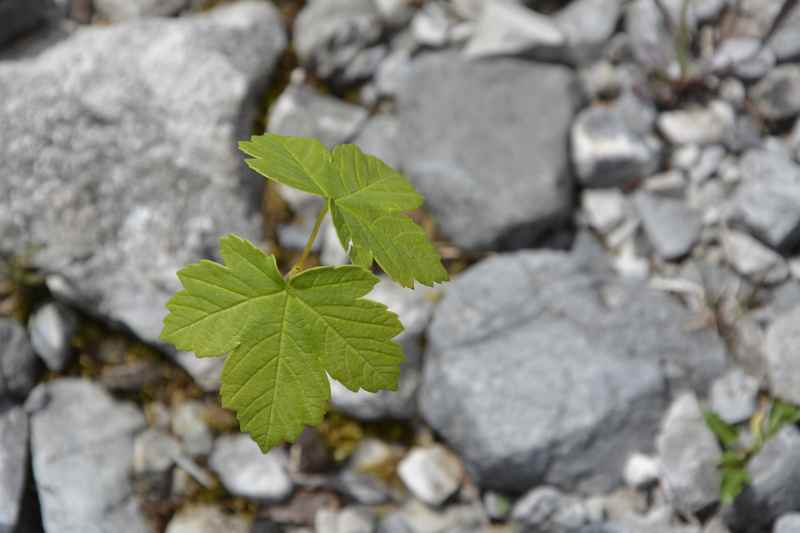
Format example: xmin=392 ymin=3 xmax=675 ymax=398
xmin=288 ymin=203 xmax=329 ymax=278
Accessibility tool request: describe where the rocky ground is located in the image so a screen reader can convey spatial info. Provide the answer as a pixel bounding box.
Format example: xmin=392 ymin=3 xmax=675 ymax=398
xmin=2 ymin=0 xmax=800 ymax=532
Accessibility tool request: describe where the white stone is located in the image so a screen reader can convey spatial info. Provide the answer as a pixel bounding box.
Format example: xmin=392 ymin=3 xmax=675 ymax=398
xmin=166 ymin=505 xmax=250 ymax=533
xmin=709 ymin=368 xmax=760 ymax=424
xmin=582 ymin=190 xmax=627 ymax=234
xmin=209 ymin=434 xmax=293 ymax=501
xmin=464 ymin=0 xmax=565 ymax=59
xmin=658 ymin=101 xmax=735 ymax=145
xmin=398 ymin=445 xmax=463 ymax=506
xmin=623 ymin=452 xmax=660 ymax=488
xmin=171 ymin=401 xmax=213 ymax=458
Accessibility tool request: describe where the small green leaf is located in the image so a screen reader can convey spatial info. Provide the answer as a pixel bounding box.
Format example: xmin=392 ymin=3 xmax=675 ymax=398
xmin=240 ymin=134 xmax=448 ymax=288
xmin=720 ymin=450 xmax=748 ymax=469
xmin=704 ymin=411 xmax=739 ymax=449
xmin=766 ymin=398 xmax=800 ymax=438
xmin=720 ymin=466 xmax=750 ymax=505
xmin=161 ymin=235 xmax=405 ymax=451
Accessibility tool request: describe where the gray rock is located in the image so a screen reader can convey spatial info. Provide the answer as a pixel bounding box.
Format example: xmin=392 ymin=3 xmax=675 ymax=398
xmin=330 ymin=277 xmax=437 ymax=420
xmin=94 ymin=0 xmax=189 ymax=21
xmin=0 ymin=404 xmax=28 ymax=533
xmin=511 ymin=486 xmax=592 ymax=532
xmin=722 ymin=230 xmax=789 ymax=285
xmin=0 ymin=2 xmax=286 ymax=348
xmin=374 ymin=0 xmax=415 ymax=28
xmin=634 ymin=191 xmax=702 ymax=260
xmin=268 ymin=80 xmax=368 ymax=148
xmin=392 ymin=501 xmax=486 ymax=533
xmin=645 ymin=171 xmax=686 ymax=196
xmin=450 ymin=0 xmax=485 ymax=20
xmin=336 ymin=469 xmax=391 ymax=506
xmin=316 ymin=508 xmax=375 ymax=533
xmin=555 ymin=0 xmax=621 ymax=64
xmin=727 ymin=0 xmax=785 ymax=41
xmin=765 ymin=306 xmax=800 ymax=405
xmin=751 ymin=65 xmax=800 ymax=120
xmin=341 ymin=44 xmax=389 ymax=88
xmin=610 ymin=507 xmax=702 ymax=533
xmin=657 ymin=102 xmax=735 ymax=145
xmin=725 ymin=115 xmax=763 ymax=153
xmin=166 ymin=505 xmax=250 ymax=533
xmin=374 ymin=47 xmax=413 ymax=97
xmin=0 ymin=318 xmax=39 ymax=399
xmin=703 ymin=516 xmax=731 ymax=533
xmin=396 ymin=51 xmax=581 ymax=251
xmin=170 ymin=352 xmax=224 ymax=392
xmin=353 ymin=113 xmax=401 ymax=170
xmin=733 ymin=46 xmax=776 ymax=81
xmin=689 ymin=145 xmax=725 ymax=183
xmin=571 ymin=104 xmax=662 ymax=188
xmin=776 ymin=514 xmax=800 ymax=533
xmin=28 ymin=302 xmax=77 ymax=372
xmin=133 ymin=428 xmax=180 ymax=475
xmin=420 ymin=251 xmax=726 ymax=492
xmin=0 ymin=0 xmax=49 ymax=46
xmin=26 ymin=379 xmax=149 ymax=533
xmin=579 ymin=61 xmax=623 ymax=100
xmin=693 ymin=0 xmax=729 ymax=21
xmin=581 ymin=190 xmax=627 ymax=234
xmin=710 ymin=368 xmax=760 ymax=424
xmin=719 ymin=78 xmax=746 ymax=109
xmin=209 ymin=434 xmax=293 ymax=502
xmin=463 ymin=1 xmax=565 ymax=60
xmin=656 ymin=393 xmax=722 ymax=514
xmin=293 ymin=0 xmax=382 ymax=83
xmin=171 ymin=401 xmax=213 ymax=458
xmin=733 ymin=150 xmax=800 ymax=251
xmin=724 ymin=427 xmax=800 ymax=533
xmin=711 ymin=38 xmax=761 ymax=73
xmin=625 ymin=0 xmax=675 ymax=72
xmin=378 ymin=513 xmax=413 ymax=533
xmin=398 ymin=445 xmax=463 ymax=506
xmin=768 ymin=4 xmax=800 ymax=62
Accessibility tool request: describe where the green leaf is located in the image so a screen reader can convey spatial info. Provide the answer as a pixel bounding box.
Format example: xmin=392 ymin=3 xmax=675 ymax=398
xmin=766 ymin=398 xmax=800 ymax=439
xmin=704 ymin=411 xmax=740 ymax=449
xmin=161 ymin=235 xmax=405 ymax=451
xmin=239 ymin=134 xmax=448 ymax=288
xmin=720 ymin=466 xmax=750 ymax=505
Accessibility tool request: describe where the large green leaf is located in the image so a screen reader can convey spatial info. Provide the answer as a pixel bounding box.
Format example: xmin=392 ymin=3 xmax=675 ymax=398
xmin=161 ymin=235 xmax=404 ymax=451
xmin=239 ymin=134 xmax=448 ymax=288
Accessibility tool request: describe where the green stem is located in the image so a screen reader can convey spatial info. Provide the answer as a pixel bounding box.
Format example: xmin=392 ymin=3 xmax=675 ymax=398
xmin=288 ymin=204 xmax=328 ymax=278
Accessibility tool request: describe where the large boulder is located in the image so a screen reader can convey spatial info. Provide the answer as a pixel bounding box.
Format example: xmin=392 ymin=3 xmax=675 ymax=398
xmin=0 ymin=2 xmax=286 ymax=348
xmin=420 ymin=251 xmax=727 ymax=492
xmin=395 ymin=51 xmax=581 ymax=251
xmin=26 ymin=379 xmax=149 ymax=533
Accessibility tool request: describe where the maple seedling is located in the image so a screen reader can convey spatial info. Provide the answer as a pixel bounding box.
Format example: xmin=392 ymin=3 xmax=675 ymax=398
xmin=160 ymin=134 xmax=448 ymax=452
